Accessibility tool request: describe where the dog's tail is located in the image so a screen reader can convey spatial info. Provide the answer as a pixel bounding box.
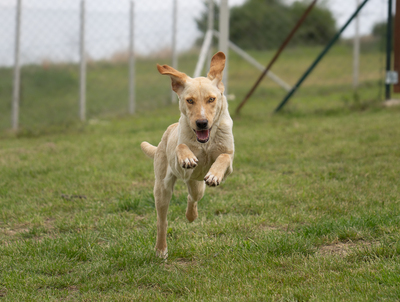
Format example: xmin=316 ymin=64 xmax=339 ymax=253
xmin=141 ymin=142 xmax=157 ymax=159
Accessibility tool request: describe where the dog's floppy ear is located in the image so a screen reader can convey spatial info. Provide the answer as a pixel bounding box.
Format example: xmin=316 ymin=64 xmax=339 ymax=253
xmin=207 ymin=52 xmax=225 ymax=93
xmin=157 ymin=64 xmax=188 ymax=94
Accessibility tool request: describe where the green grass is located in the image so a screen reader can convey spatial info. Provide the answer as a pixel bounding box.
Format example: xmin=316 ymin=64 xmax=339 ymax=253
xmin=1 ymin=45 xmax=400 ymax=300
xmin=1 ymin=94 xmax=400 ymax=300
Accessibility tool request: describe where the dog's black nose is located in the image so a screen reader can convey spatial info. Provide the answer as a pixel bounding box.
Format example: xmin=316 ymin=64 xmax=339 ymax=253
xmin=196 ymin=119 xmax=208 ymax=129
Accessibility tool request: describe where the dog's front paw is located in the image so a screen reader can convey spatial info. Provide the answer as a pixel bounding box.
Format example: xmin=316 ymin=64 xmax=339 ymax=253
xmin=156 ymin=247 xmax=168 ymax=259
xmin=204 ymin=171 xmax=223 ymax=187
xmin=179 ymin=157 xmax=198 ymax=169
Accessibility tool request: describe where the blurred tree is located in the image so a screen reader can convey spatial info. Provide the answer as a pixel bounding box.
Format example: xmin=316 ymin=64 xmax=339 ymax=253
xmin=196 ymin=0 xmax=336 ymax=50
xmin=372 ymin=20 xmax=390 ymax=38
xmin=372 ymin=18 xmax=395 ymax=50
xmin=289 ymin=2 xmax=336 ymax=47
xmin=195 ymin=0 xmax=220 ymax=46
xmin=196 ymin=0 xmax=220 ymax=34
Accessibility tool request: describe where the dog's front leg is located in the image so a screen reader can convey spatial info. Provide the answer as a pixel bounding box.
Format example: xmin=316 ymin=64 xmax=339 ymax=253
xmin=204 ymin=153 xmax=233 ymax=187
xmin=176 ymin=144 xmax=198 ymax=169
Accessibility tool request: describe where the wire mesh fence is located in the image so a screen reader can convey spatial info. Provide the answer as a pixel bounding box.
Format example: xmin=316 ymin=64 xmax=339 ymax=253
xmin=227 ymin=0 xmax=390 ymax=113
xmin=0 ymin=0 xmax=393 ymax=131
xmin=0 ymin=0 xmax=207 ymax=131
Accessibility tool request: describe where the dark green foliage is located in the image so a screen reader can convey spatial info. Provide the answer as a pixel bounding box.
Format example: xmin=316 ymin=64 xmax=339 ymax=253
xmin=372 ymin=17 xmax=395 ymax=40
xmin=372 ymin=17 xmax=395 ymax=50
xmin=289 ymin=1 xmax=336 ymax=46
xmin=196 ymin=0 xmax=336 ymax=50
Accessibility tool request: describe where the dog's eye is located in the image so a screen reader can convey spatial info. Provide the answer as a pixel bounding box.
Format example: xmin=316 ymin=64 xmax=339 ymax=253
xmin=208 ymin=97 xmax=215 ymax=103
xmin=186 ymin=99 xmax=194 ymax=104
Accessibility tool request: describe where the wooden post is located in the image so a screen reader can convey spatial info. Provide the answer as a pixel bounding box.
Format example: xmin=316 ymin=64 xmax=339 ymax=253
xmin=394 ymin=0 xmax=400 ymax=93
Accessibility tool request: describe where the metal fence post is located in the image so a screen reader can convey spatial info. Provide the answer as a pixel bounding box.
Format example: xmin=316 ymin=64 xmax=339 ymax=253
xmin=274 ymin=0 xmax=370 ymax=113
xmin=394 ymin=0 xmax=400 ymax=93
xmin=171 ymin=0 xmax=178 ymax=104
xmin=385 ymin=0 xmax=394 ymax=100
xmin=79 ymin=0 xmax=86 ymax=121
xmin=219 ymin=0 xmax=229 ymax=95
xmin=129 ymin=0 xmax=135 ymax=114
xmin=207 ymin=0 xmax=214 ymax=67
xmin=353 ymin=0 xmax=360 ymax=88
xmin=12 ymin=0 xmax=22 ymax=131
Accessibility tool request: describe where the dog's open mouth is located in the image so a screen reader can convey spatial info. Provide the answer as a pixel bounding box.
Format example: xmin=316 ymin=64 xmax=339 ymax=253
xmin=194 ymin=128 xmax=210 ymax=143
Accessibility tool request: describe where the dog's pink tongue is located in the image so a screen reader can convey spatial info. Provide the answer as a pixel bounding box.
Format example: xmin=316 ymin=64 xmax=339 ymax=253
xmin=196 ymin=129 xmax=209 ymax=140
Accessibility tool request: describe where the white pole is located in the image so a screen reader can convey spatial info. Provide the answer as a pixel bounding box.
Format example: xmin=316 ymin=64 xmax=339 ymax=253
xmin=206 ymin=0 xmax=214 ymax=67
xmin=194 ymin=30 xmax=213 ymax=78
xmin=213 ymin=30 xmax=291 ymax=91
xmin=12 ymin=0 xmax=22 ymax=131
xmin=171 ymin=0 xmax=178 ymax=104
xmin=219 ymin=0 xmax=229 ymax=94
xmin=79 ymin=0 xmax=86 ymax=121
xmin=129 ymin=1 xmax=135 ymax=114
xmin=353 ymin=0 xmax=360 ymax=88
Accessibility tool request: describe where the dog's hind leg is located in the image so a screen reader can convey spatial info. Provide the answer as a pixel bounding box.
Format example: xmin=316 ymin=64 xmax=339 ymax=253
xmin=185 ymin=180 xmax=205 ymax=222
xmin=154 ymin=168 xmax=176 ymax=259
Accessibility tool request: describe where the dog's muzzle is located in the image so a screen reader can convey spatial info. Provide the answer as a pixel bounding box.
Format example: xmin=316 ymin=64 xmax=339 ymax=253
xmin=194 ymin=119 xmax=210 ymax=143
xmin=194 ymin=128 xmax=211 ymax=143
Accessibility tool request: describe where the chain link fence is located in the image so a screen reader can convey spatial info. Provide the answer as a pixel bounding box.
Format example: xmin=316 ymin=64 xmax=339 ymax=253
xmin=0 ymin=0 xmax=393 ymax=131
xmin=0 ymin=0 xmax=206 ymax=131
xmin=227 ymin=0 xmax=390 ymax=113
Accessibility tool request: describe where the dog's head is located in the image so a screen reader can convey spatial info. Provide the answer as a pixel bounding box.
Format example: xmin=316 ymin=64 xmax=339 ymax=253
xmin=157 ymin=52 xmax=226 ymax=144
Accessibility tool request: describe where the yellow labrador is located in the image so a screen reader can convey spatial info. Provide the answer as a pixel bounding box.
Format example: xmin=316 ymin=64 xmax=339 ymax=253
xmin=141 ymin=52 xmax=234 ymax=258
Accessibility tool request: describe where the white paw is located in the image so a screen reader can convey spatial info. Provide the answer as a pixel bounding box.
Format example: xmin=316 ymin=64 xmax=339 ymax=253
xmin=180 ymin=157 xmax=198 ymax=169
xmin=204 ymin=172 xmax=222 ymax=187
xmin=156 ymin=247 xmax=168 ymax=259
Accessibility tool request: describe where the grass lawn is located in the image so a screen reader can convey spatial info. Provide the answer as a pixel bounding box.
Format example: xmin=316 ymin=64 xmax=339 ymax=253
xmin=1 ymin=43 xmax=400 ymax=300
xmin=1 ymin=91 xmax=400 ymax=300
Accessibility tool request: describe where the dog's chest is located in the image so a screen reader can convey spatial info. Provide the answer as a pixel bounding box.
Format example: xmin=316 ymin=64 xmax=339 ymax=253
xmin=189 ymin=147 xmax=215 ymax=180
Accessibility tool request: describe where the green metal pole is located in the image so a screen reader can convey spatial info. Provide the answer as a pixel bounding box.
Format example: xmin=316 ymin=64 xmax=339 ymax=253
xmin=385 ymin=0 xmax=393 ymax=100
xmin=274 ymin=0 xmax=370 ymax=113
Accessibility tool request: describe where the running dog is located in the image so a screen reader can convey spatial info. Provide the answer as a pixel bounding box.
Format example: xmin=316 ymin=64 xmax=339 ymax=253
xmin=141 ymin=52 xmax=234 ymax=258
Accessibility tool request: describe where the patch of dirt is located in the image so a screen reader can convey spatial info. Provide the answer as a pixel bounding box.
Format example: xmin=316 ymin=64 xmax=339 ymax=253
xmin=135 ymin=215 xmax=146 ymax=221
xmin=43 ymin=217 xmax=56 ymax=228
xmin=176 ymin=258 xmax=195 ymax=265
xmin=1 ymin=219 xmax=56 ymax=243
xmin=163 ymin=258 xmax=196 ymax=270
xmin=319 ymin=241 xmax=373 ymax=256
xmin=383 ymin=99 xmax=400 ymax=107
xmin=2 ymin=227 xmax=29 ymax=237
xmin=40 ymin=142 xmax=57 ymax=151
xmin=60 ymin=285 xmax=80 ymax=302
xmin=68 ymin=285 xmax=78 ymax=292
xmin=131 ymin=180 xmax=154 ymax=188
xmin=258 ymin=223 xmax=289 ymax=232
xmin=61 ymin=194 xmax=87 ymax=200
